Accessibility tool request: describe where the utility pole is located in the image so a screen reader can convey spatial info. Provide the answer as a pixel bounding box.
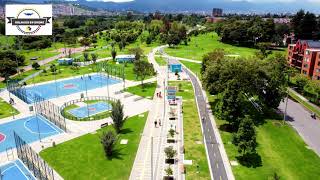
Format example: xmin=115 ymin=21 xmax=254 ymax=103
xmin=151 ymin=136 xmax=153 ymax=180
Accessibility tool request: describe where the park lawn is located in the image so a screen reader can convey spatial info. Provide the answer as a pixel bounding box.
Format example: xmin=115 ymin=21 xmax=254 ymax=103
xmin=169 ymin=81 xmax=210 ymax=180
xmin=125 ymin=82 xmax=157 ymax=99
xmin=155 ymin=56 xmax=168 ymax=66
xmin=289 ymin=91 xmax=320 ymax=118
xmin=0 ymin=69 xmax=41 ymax=88
xmin=40 ymin=112 xmax=148 ymax=180
xmin=25 ymin=61 xmax=102 ymax=84
xmin=215 ymin=115 xmax=320 ymax=180
xmin=165 ymin=32 xmax=257 ymax=61
xmin=180 ymin=61 xmax=202 ymax=75
xmin=0 ymin=98 xmax=19 ymax=119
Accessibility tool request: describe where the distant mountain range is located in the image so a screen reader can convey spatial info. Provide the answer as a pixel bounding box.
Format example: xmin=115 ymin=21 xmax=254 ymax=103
xmin=5 ymin=0 xmax=320 ymax=14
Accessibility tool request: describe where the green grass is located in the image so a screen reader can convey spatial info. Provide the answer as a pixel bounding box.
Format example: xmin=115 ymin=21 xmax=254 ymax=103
xmin=0 ymin=98 xmax=19 ymax=119
xmin=125 ymin=82 xmax=157 ymax=99
xmin=165 ymin=32 xmax=257 ymax=61
xmin=289 ymin=91 xmax=320 ymax=118
xmin=215 ymin=115 xmax=320 ymax=180
xmin=155 ymin=56 xmax=168 ymax=66
xmin=40 ymin=112 xmax=148 ymax=180
xmin=0 ymin=69 xmax=41 ymax=88
xmin=169 ymin=81 xmax=210 ymax=180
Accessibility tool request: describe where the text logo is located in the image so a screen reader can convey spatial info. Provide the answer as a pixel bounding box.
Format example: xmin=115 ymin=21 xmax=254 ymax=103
xmin=6 ymin=4 xmax=52 ymax=36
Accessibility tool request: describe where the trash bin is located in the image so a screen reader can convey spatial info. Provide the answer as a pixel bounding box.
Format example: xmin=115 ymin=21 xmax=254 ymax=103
xmin=81 ymin=93 xmax=84 ymax=99
xmin=29 ymin=106 xmax=33 ymax=112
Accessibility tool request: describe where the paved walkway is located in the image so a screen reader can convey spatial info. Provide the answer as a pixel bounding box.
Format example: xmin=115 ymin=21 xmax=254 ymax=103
xmin=130 ymin=46 xmax=182 ymax=180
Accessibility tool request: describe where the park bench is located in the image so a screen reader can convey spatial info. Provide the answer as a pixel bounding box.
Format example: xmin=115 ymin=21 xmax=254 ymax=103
xmin=100 ymin=122 xmax=109 ymax=128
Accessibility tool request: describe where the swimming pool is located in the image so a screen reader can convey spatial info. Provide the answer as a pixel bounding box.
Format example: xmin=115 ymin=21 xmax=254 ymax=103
xmin=24 ymin=74 xmax=121 ymax=104
xmin=0 ymin=115 xmax=63 ymax=153
xmin=0 ymin=159 xmax=36 ymax=180
xmin=68 ymin=102 xmax=112 ymax=119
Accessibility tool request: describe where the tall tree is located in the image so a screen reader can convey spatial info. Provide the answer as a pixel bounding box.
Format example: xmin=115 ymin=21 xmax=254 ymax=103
xmin=129 ymin=47 xmax=144 ymax=61
xmin=91 ymin=53 xmax=98 ymax=64
xmin=111 ymin=48 xmax=117 ymax=61
xmin=232 ymin=115 xmax=257 ymax=155
xmin=100 ymin=130 xmax=117 ymax=157
xmin=111 ymin=100 xmax=127 ymax=134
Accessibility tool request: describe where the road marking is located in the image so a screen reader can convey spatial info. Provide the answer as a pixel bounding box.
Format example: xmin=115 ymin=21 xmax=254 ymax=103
xmin=216 ymin=162 xmax=219 ymax=169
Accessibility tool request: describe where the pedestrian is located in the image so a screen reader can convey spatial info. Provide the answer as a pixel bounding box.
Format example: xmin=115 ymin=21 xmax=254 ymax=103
xmin=81 ymin=76 xmax=83 ymax=80
xmin=159 ymin=119 xmax=161 ymax=126
xmin=156 ymin=92 xmax=159 ymax=98
xmin=154 ymin=120 xmax=157 ymax=127
xmin=89 ymin=75 xmax=91 ymax=80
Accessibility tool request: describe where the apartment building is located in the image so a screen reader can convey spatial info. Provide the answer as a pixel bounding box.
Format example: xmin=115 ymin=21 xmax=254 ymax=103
xmin=287 ymin=39 xmax=320 ymax=80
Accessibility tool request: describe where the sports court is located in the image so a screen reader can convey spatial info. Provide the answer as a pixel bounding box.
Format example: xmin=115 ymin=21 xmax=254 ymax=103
xmin=0 ymin=160 xmax=36 ymax=180
xmin=68 ymin=102 xmax=112 ymax=119
xmin=0 ymin=115 xmax=63 ymax=152
xmin=24 ymin=74 xmax=121 ymax=104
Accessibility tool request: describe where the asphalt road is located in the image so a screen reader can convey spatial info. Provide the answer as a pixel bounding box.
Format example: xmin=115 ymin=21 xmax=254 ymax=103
xmin=279 ymin=98 xmax=320 ymax=156
xmin=169 ymin=58 xmax=228 ymax=180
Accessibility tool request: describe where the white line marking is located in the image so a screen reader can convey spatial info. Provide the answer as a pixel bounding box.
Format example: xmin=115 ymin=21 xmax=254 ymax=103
xmin=24 ymin=116 xmax=59 ymax=135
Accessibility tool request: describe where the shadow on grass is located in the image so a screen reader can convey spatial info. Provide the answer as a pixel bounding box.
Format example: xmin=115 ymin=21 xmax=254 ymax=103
xmin=107 ymin=147 xmax=125 ymax=160
xmin=120 ymin=128 xmax=133 ymax=134
xmin=218 ymin=124 xmax=237 ymax=133
xmin=236 ymin=153 xmax=262 ymax=168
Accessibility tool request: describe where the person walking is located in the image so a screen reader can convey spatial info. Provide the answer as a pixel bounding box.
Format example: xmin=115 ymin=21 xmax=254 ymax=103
xmin=154 ymin=120 xmax=157 ymax=127
xmin=159 ymin=119 xmax=161 ymax=126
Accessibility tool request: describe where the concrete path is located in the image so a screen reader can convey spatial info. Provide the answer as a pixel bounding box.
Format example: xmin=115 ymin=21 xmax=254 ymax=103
xmin=279 ymin=98 xmax=320 ymax=156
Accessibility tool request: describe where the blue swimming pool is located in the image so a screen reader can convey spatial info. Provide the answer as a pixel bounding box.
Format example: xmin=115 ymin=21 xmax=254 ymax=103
xmin=0 ymin=115 xmax=63 ymax=153
xmin=0 ymin=160 xmax=36 ymax=180
xmin=24 ymin=74 xmax=121 ymax=104
xmin=68 ymin=102 xmax=112 ymax=119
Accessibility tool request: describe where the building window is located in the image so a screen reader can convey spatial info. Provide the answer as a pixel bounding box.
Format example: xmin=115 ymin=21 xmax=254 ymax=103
xmin=304 ymin=58 xmax=309 ymax=62
xmin=318 ymin=76 xmax=320 ymax=80
xmin=304 ymin=64 xmax=308 ymax=68
xmin=317 ymin=68 xmax=320 ymax=73
xmin=306 ymin=50 xmax=310 ymax=55
xmin=303 ymin=70 xmax=307 ymax=75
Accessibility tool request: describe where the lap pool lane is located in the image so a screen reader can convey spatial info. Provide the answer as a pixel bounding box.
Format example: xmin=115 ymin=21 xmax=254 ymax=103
xmin=0 ymin=115 xmax=63 ymax=152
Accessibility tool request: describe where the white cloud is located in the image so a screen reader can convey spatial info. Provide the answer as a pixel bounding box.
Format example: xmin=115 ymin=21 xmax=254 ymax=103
xmin=86 ymin=0 xmax=134 ymax=2
xmin=229 ymin=0 xmax=320 ymax=3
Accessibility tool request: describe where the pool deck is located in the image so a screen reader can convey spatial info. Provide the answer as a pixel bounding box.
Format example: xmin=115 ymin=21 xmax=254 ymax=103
xmin=0 ymin=75 xmax=156 ymax=179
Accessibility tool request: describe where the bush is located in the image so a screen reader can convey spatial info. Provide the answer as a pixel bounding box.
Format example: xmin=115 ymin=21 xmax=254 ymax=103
xmin=164 ymin=146 xmax=177 ymax=159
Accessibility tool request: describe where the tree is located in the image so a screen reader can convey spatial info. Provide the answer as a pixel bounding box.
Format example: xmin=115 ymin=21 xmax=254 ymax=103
xmin=91 ymin=53 xmax=98 ymax=64
xmin=164 ymin=146 xmax=177 ymax=161
xmin=133 ymin=60 xmax=155 ymax=87
xmin=32 ymin=62 xmax=40 ymax=70
xmin=0 ymin=58 xmax=17 ymax=79
xmin=79 ymin=38 xmax=91 ymax=49
xmin=50 ymin=64 xmax=57 ymax=74
xmin=129 ymin=47 xmax=144 ymax=61
xmin=111 ymin=100 xmax=127 ymax=134
xmin=83 ymin=52 xmax=90 ymax=62
xmin=111 ymin=48 xmax=117 ymax=61
xmin=232 ymin=115 xmax=257 ymax=155
xmin=100 ymin=130 xmax=117 ymax=157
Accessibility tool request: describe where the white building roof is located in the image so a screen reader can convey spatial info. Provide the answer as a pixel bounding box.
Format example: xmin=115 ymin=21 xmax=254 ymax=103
xmin=116 ymin=55 xmax=135 ymax=59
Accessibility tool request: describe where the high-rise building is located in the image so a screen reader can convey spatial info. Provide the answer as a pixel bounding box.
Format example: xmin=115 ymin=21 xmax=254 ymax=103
xmin=212 ymin=8 xmax=223 ymax=17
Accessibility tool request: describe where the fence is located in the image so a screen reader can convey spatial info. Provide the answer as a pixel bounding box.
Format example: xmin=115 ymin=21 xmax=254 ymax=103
xmin=7 ymin=80 xmax=30 ymax=104
xmin=14 ymin=132 xmax=55 ymax=180
xmin=60 ymin=96 xmax=117 ymax=121
xmin=34 ymin=94 xmax=67 ymax=132
xmin=98 ymin=62 xmax=125 ymax=81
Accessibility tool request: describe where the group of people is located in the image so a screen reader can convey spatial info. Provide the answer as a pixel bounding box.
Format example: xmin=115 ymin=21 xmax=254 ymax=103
xmin=156 ymin=91 xmax=162 ymax=98
xmin=154 ymin=119 xmax=161 ymax=127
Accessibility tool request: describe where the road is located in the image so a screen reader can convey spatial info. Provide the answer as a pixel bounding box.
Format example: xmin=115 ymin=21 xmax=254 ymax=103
xmin=279 ymin=98 xmax=320 ymax=156
xmin=168 ymin=57 xmax=229 ymax=180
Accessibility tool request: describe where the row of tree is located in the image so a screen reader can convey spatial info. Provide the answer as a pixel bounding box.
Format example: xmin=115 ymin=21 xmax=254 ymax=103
xmin=201 ymin=49 xmax=288 ymax=161
xmin=215 ymin=16 xmax=289 ymax=47
xmin=0 ymin=50 xmax=25 ymax=79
